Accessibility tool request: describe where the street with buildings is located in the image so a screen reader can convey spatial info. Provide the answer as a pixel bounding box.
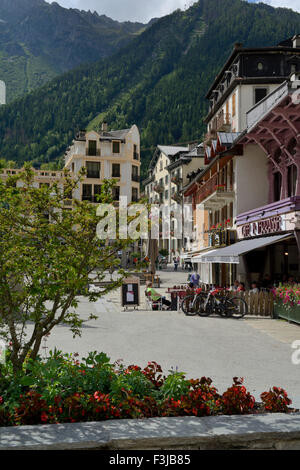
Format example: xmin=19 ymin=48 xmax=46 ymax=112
xmin=1 ymin=31 xmax=300 ymax=436
xmin=143 ymin=35 xmax=300 ymax=290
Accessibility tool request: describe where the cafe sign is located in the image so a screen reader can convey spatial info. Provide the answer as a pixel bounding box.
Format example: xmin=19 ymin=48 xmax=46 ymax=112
xmin=241 ymin=215 xmax=284 ymax=238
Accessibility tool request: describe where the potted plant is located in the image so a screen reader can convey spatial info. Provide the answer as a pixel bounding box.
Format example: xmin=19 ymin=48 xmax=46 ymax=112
xmin=272 ymin=284 xmax=300 ymax=324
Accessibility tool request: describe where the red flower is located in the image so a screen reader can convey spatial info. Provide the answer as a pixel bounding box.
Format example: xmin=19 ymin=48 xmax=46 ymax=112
xmin=41 ymin=412 xmax=48 ymax=423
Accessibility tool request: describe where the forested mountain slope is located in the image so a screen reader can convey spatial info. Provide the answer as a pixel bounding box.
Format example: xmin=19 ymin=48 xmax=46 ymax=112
xmin=0 ymin=0 xmax=299 ymax=175
xmin=0 ymin=0 xmax=146 ymax=101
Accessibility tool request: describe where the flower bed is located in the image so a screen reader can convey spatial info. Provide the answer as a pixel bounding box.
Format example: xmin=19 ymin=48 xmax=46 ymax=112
xmin=272 ymin=284 xmax=300 ymax=324
xmin=0 ymin=351 xmax=294 ymax=427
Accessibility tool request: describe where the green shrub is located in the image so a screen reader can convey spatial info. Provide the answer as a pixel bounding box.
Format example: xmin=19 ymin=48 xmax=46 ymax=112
xmin=0 ymin=352 xmax=293 ymax=426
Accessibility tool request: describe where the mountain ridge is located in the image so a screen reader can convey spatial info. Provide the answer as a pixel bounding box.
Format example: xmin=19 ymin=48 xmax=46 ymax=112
xmin=0 ymin=0 xmax=299 ymax=176
xmin=0 ymin=0 xmax=148 ymax=101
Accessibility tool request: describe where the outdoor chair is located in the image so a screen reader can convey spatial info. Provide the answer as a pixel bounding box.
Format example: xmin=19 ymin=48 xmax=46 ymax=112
xmin=145 ymin=290 xmax=163 ymax=311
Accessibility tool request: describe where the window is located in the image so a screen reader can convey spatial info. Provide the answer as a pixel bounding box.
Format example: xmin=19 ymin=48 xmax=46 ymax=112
xmin=112 ymin=141 xmax=120 ymax=154
xmin=86 ymin=161 xmax=100 ymax=179
xmin=165 ymin=175 xmax=168 ymax=184
xmin=112 ymin=186 xmax=120 ymax=201
xmin=112 ymin=163 xmax=121 ymax=178
xmin=82 ymin=184 xmax=92 ymax=201
xmin=165 ymin=190 xmax=169 ymax=200
xmin=225 ymin=100 xmax=229 ymax=123
xmin=222 ymin=205 xmax=228 ymax=224
xmin=232 ymin=93 xmax=236 ymax=117
xmin=132 ymin=187 xmax=139 ymax=202
xmin=133 ymin=144 xmax=139 ymax=160
xmin=288 ymin=165 xmax=297 ymax=197
xmin=219 ymin=166 xmax=227 ymax=188
xmin=229 ymin=160 xmax=234 ymax=188
xmin=132 ymin=165 xmax=139 ymax=182
xmin=94 ymin=185 xmax=102 ymax=201
xmin=274 ymin=172 xmax=282 ymax=201
xmin=229 ymin=202 xmax=233 ymax=220
xmin=88 ymin=140 xmax=97 ymax=156
xmin=64 ymin=185 xmax=72 ymax=200
xmin=71 ymin=162 xmax=75 ymax=173
xmin=254 ymin=88 xmax=268 ymax=105
xmin=214 ymin=211 xmax=220 ymax=225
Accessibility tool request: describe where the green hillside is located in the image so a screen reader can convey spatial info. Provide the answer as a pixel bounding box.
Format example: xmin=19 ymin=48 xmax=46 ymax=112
xmin=0 ymin=0 xmax=299 ymax=177
xmin=0 ymin=0 xmax=146 ymax=102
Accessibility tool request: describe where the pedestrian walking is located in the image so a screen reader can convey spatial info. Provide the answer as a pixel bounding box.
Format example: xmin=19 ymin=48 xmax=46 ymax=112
xmin=190 ymin=271 xmax=200 ymax=288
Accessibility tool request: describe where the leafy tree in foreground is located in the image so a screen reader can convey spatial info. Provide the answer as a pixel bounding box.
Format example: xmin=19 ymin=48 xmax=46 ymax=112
xmin=0 ymin=165 xmax=133 ymax=373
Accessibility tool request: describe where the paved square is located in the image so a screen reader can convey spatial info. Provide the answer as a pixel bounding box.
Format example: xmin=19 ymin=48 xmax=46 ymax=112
xmin=42 ymin=269 xmax=300 ymax=408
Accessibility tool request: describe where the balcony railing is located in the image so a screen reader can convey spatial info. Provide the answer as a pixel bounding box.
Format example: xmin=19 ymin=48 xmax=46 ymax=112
xmin=86 ymin=149 xmax=101 ymax=156
xmin=63 ymin=199 xmax=73 ymax=206
xmin=86 ymin=172 xmax=101 ymax=179
xmin=246 ymin=81 xmax=288 ymax=129
xmin=154 ymin=184 xmax=164 ymax=194
xmin=171 ymin=176 xmax=183 ymax=186
xmin=1 ymin=168 xmax=65 ymax=179
xmin=132 ymin=174 xmax=140 ymax=183
xmin=171 ymin=192 xmax=182 ymax=203
xmin=82 ymin=195 xmax=101 ymax=203
xmin=206 ymin=229 xmax=237 ymax=248
xmin=205 ymin=112 xmax=232 ymax=143
xmin=197 ymin=174 xmax=234 ymax=204
xmin=217 ymin=112 xmax=231 ymax=131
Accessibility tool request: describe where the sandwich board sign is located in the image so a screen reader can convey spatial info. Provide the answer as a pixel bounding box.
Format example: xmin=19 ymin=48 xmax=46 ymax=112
xmin=121 ymin=276 xmax=140 ymax=310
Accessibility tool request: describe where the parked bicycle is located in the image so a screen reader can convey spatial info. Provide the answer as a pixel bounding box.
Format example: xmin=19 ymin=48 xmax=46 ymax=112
xmin=181 ymin=288 xmax=248 ymax=319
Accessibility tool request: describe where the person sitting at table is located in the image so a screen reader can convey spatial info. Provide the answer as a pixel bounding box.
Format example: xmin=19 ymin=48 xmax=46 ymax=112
xmin=237 ymin=282 xmax=246 ymax=292
xmin=146 ymin=282 xmax=171 ymax=309
xmin=250 ymin=281 xmax=259 ymax=294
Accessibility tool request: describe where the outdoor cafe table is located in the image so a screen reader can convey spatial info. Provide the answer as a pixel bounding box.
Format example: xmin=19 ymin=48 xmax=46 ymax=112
xmin=166 ymin=287 xmax=188 ymax=311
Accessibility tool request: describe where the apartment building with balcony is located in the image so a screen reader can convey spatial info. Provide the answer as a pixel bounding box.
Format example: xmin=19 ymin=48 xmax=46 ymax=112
xmin=0 ymin=167 xmax=66 ymax=190
xmin=205 ymin=35 xmax=300 ymax=140
xmin=64 ymin=123 xmax=140 ymax=204
xmin=226 ymin=76 xmax=300 ymax=285
xmin=1 ymin=123 xmax=140 ymax=207
xmin=197 ymin=75 xmax=300 ymax=286
xmin=143 ymin=143 xmax=206 ymax=260
xmin=183 ymin=35 xmax=300 ymax=286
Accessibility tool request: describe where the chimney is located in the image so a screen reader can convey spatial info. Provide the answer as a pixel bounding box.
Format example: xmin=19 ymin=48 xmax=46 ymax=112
xmin=101 ymin=122 xmax=108 ymax=132
xmin=293 ymin=35 xmax=300 ymax=48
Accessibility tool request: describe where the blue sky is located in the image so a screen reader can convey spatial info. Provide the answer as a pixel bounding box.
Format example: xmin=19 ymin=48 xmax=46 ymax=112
xmin=46 ymin=1 xmax=300 ymax=22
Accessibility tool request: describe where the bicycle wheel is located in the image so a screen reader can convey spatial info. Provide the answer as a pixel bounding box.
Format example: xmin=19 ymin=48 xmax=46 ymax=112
xmin=181 ymin=295 xmax=198 ymax=316
xmin=225 ymin=297 xmax=248 ymax=318
xmin=214 ymin=296 xmax=229 ymax=317
xmin=196 ymin=294 xmax=211 ymax=317
xmin=215 ymin=302 xmax=228 ymax=317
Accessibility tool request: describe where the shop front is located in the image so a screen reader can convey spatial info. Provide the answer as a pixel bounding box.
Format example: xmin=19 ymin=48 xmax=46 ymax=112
xmin=236 ymin=197 xmax=300 ymax=284
xmin=195 ymin=198 xmax=300 ymax=287
xmin=193 ymin=229 xmax=237 ymax=286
